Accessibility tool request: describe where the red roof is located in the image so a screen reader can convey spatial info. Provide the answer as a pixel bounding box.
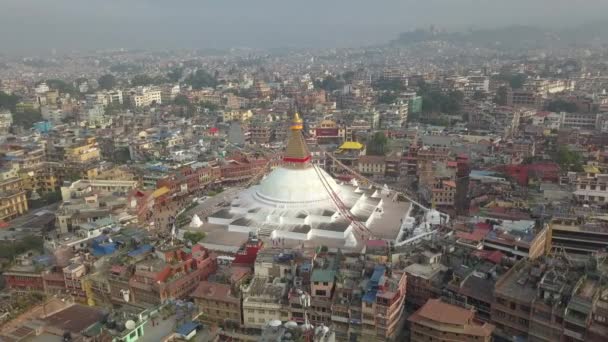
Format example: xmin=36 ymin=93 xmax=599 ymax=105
xmin=209 ymin=127 xmax=219 ymax=133
xmin=473 ymin=250 xmax=504 ymax=264
xmin=456 ymin=228 xmax=489 ymax=242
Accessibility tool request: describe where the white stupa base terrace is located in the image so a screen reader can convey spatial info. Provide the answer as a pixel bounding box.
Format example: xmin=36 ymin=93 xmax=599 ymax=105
xmin=200 ymin=165 xmax=412 ymax=249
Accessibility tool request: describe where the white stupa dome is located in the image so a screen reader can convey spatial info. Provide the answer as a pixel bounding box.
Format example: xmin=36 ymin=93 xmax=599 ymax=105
xmin=254 ymin=165 xmax=341 ymax=207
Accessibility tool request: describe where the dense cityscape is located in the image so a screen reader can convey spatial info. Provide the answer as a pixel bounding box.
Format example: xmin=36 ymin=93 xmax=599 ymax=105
xmin=1 ymin=6 xmax=608 ymax=342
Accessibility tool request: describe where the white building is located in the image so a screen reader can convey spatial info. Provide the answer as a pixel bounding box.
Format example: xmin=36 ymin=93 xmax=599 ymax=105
xmin=35 ymin=82 xmax=50 ymax=94
xmin=0 ymin=110 xmax=13 ymax=134
xmin=41 ymin=107 xmax=66 ymax=124
xmin=129 ymin=87 xmax=162 ymax=107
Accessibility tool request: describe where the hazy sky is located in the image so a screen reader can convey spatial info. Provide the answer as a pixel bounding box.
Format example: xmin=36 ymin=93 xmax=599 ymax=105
xmin=2 ymin=0 xmax=608 ymax=53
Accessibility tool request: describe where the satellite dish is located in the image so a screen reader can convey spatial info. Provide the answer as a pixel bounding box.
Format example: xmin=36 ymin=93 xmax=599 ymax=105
xmin=125 ymin=320 xmax=136 ymax=330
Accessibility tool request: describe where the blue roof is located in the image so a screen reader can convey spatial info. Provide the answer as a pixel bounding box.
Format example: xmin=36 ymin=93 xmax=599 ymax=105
xmin=128 ymin=244 xmax=153 ymax=257
xmin=176 ymin=321 xmax=199 ymax=336
xmin=363 ymin=266 xmax=385 ymax=303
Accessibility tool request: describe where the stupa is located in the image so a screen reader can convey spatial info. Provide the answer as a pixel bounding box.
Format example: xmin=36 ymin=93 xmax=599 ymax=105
xmin=203 ymin=113 xmax=412 ymax=248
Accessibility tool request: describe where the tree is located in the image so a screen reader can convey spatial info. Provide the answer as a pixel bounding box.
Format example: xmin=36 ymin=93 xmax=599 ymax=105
xmin=45 ymin=79 xmax=77 ymax=95
xmin=183 ymin=231 xmax=206 ymax=245
xmin=0 ymin=91 xmax=20 ymax=111
xmin=545 ymin=99 xmax=578 ymax=113
xmin=98 ymin=74 xmax=116 ymax=90
xmin=378 ymin=93 xmax=398 ymax=104
xmin=131 ymin=74 xmax=166 ymax=87
xmin=494 ymin=86 xmax=508 ymax=105
xmin=13 ymin=109 xmax=42 ymax=128
xmin=472 ymin=91 xmax=486 ymax=101
xmin=555 ymin=147 xmax=583 ymax=172
xmin=373 ymin=78 xmax=405 ymax=92
xmin=173 ymin=94 xmax=190 ymax=106
xmin=167 ymin=67 xmax=184 ymax=83
xmin=367 ymin=132 xmax=388 ymax=156
xmin=185 ymin=69 xmax=217 ymax=89
xmin=314 ymin=75 xmax=343 ymax=92
xmin=509 ymin=74 xmax=527 ymax=89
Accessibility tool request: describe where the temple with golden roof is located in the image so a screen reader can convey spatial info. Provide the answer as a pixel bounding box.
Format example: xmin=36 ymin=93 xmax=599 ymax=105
xmin=199 ymin=114 xmax=412 ymax=249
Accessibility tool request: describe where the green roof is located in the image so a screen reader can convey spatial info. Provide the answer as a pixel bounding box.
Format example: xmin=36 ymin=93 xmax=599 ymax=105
xmin=312 ymin=269 xmax=336 ymax=283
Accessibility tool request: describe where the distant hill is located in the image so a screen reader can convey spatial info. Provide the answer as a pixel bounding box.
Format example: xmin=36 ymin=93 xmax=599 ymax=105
xmin=391 ymin=21 xmax=608 ymax=50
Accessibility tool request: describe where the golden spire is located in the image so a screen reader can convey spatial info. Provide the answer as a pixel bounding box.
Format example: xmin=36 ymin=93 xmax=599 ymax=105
xmin=291 ymin=112 xmax=303 ymax=131
xmin=283 ymin=112 xmax=310 ymax=166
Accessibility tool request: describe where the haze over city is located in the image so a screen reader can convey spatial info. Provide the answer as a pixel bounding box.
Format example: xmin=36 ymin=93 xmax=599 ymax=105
xmin=2 ymin=0 xmax=608 ymax=52
xmin=2 ymin=1 xmax=608 ymax=342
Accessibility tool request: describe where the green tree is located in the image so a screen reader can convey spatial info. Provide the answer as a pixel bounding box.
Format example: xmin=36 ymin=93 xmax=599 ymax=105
xmin=378 ymin=93 xmax=398 ymax=104
xmin=173 ymin=94 xmax=190 ymax=106
xmin=183 ymin=231 xmax=206 ymax=244
xmin=45 ymin=79 xmax=77 ymax=95
xmin=13 ymin=109 xmax=42 ymax=128
xmin=98 ymin=74 xmax=116 ymax=90
xmin=545 ymin=99 xmax=578 ymax=113
xmin=472 ymin=91 xmax=486 ymax=100
xmin=167 ymin=67 xmax=184 ymax=83
xmin=367 ymin=132 xmax=388 ymax=156
xmin=555 ymin=147 xmax=583 ymax=172
xmin=185 ymin=69 xmax=217 ymax=89
xmin=494 ymin=86 xmax=508 ymax=105
xmin=131 ymin=74 xmax=166 ymax=86
xmin=373 ymin=78 xmax=405 ymax=92
xmin=314 ymin=75 xmax=342 ymax=92
xmin=509 ymin=74 xmax=527 ymax=89
xmin=0 ymin=91 xmax=20 ymax=111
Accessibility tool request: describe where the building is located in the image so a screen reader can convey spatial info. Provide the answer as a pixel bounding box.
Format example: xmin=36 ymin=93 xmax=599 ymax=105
xmin=0 ymin=109 xmax=13 ymax=134
xmin=126 ymin=243 xmax=216 ymax=307
xmin=357 ymin=155 xmax=386 ymax=179
xmin=192 ymin=281 xmax=242 ymax=326
xmin=242 ymin=276 xmax=288 ymax=328
xmin=202 ymin=114 xmax=412 ymax=248
xmin=409 ymin=299 xmax=494 ymax=342
xmin=549 ymin=216 xmax=608 ymax=254
xmin=0 ymin=177 xmax=29 ymax=221
xmin=128 ymin=87 xmax=162 ymax=107
xmin=492 ymin=255 xmax=608 ymax=342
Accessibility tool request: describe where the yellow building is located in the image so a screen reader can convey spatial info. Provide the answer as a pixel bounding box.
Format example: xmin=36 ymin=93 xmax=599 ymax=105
xmin=65 ymin=138 xmax=101 ymax=164
xmin=223 ymin=110 xmax=253 ymax=123
xmin=0 ymin=177 xmax=29 ymax=221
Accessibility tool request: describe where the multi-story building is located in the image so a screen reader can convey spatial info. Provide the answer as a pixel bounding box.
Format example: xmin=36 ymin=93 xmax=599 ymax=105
xmin=357 ymin=155 xmax=386 ymax=179
xmin=0 ymin=177 xmax=29 ymax=221
xmin=128 ymin=86 xmax=162 ymax=107
xmin=127 ymin=244 xmax=216 ymax=306
xmin=248 ymin=120 xmax=272 ymax=144
xmin=192 ymin=281 xmax=242 ymax=326
xmin=63 ymin=262 xmax=87 ymax=300
xmin=549 ymin=216 xmax=608 ymax=254
xmin=481 ymin=219 xmax=548 ymax=260
xmin=573 ymin=172 xmax=608 ymax=203
xmin=507 ymin=89 xmax=543 ymax=108
xmin=223 ymin=110 xmax=253 ymax=123
xmin=409 ymin=299 xmax=495 ymax=342
xmin=242 ymin=276 xmax=288 ymax=328
xmin=0 ymin=109 xmax=13 ymax=134
xmin=330 ymin=255 xmax=407 ymax=342
xmin=493 ymin=255 xmax=608 ymax=342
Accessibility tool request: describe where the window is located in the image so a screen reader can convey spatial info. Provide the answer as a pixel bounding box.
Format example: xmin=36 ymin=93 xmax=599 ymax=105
xmin=323 ymin=282 xmax=329 ymax=286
